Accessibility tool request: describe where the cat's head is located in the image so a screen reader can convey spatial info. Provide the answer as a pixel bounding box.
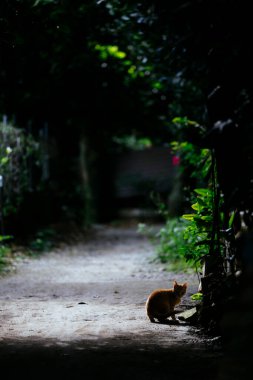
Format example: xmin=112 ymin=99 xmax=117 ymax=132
xmin=173 ymin=280 xmax=187 ymax=296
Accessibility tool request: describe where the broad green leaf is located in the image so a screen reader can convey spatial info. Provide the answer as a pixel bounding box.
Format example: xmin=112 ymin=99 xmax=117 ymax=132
xmin=191 ymin=202 xmax=204 ymax=212
xmin=228 ymin=211 xmax=235 ymax=228
xmin=1 ymin=157 xmax=9 ymax=165
xmin=107 ymin=45 xmax=119 ymax=54
xmin=100 ymin=51 xmax=108 ymax=60
xmin=152 ymin=81 xmax=162 ymax=90
xmin=172 ymin=116 xmax=188 ymax=125
xmin=128 ymin=65 xmax=137 ymax=77
xmin=182 ymin=214 xmax=195 ymax=221
xmin=201 ymin=215 xmax=212 ymax=221
xmin=191 ymin=292 xmax=203 ymax=301
xmin=115 ymin=51 xmax=126 ymax=59
xmin=122 ymin=60 xmax=132 ymax=66
xmin=33 ymin=0 xmax=54 ymax=6
xmin=194 ymin=188 xmax=210 ymax=196
xmin=172 ymin=117 xmax=198 ymax=126
xmin=0 ymin=235 xmax=12 ymax=242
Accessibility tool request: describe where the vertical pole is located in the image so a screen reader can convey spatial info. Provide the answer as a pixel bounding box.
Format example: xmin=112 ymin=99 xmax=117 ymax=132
xmin=0 ymin=175 xmax=5 ymax=236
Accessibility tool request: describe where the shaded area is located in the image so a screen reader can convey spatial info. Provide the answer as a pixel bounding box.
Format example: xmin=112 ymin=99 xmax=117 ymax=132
xmin=0 ymin=225 xmax=221 ymax=379
xmin=0 ymin=337 xmax=221 ymax=380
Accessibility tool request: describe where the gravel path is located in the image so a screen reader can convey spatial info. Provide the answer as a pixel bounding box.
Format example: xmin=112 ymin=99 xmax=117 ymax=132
xmin=0 ymin=225 xmax=222 ymax=379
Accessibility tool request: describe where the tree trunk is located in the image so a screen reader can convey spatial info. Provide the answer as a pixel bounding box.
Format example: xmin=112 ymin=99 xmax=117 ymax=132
xmin=79 ymin=134 xmax=94 ymax=227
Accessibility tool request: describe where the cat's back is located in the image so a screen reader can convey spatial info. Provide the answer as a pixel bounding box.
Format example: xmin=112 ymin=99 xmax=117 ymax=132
xmin=146 ymin=288 xmax=173 ymax=307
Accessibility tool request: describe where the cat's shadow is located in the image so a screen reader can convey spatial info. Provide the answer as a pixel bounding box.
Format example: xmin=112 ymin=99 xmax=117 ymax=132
xmin=155 ymin=319 xmax=188 ymax=326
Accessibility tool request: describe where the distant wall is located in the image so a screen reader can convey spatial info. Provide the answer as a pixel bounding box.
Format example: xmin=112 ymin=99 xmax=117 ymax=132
xmin=114 ymin=146 xmax=177 ymax=201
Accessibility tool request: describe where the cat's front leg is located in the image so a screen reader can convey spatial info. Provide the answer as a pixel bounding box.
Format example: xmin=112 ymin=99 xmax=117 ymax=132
xmin=171 ymin=311 xmax=180 ymax=324
xmin=147 ymin=314 xmax=156 ymax=323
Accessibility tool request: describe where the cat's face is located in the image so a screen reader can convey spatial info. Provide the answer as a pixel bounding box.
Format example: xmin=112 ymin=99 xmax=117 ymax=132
xmin=173 ymin=281 xmax=187 ymax=296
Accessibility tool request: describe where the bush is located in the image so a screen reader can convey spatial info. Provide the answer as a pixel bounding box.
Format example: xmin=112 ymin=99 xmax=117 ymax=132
xmin=138 ymin=218 xmax=197 ymax=272
xmin=0 ymin=120 xmax=41 ymax=218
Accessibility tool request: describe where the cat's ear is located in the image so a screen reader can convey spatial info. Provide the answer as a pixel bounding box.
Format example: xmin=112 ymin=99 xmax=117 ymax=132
xmin=174 ymin=280 xmax=178 ymax=286
xmin=183 ymin=282 xmax=188 ymax=288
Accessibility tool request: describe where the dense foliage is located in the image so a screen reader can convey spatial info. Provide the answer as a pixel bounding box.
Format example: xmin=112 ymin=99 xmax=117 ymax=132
xmin=1 ymin=0 xmax=185 ymax=226
xmin=0 ymin=120 xmax=41 ymax=218
xmin=1 ymin=0 xmax=253 ymax=334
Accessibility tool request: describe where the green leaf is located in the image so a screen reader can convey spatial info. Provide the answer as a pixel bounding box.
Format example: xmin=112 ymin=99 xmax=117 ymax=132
xmin=200 ymin=215 xmax=212 ymax=221
xmin=107 ymin=45 xmax=118 ymax=54
xmin=172 ymin=116 xmax=188 ymax=125
xmin=191 ymin=292 xmax=203 ymax=301
xmin=115 ymin=51 xmax=127 ymax=59
xmin=0 ymin=235 xmax=13 ymax=242
xmin=182 ymin=214 xmax=195 ymax=221
xmin=229 ymin=211 xmax=235 ymax=228
xmin=1 ymin=157 xmax=9 ymax=165
xmin=194 ymin=188 xmax=210 ymax=196
xmin=172 ymin=117 xmax=198 ymax=126
xmin=191 ymin=202 xmax=204 ymax=212
xmin=152 ymin=81 xmax=163 ymax=90
xmin=122 ymin=60 xmax=132 ymax=66
xmin=128 ymin=65 xmax=137 ymax=78
xmin=33 ymin=0 xmax=54 ymax=6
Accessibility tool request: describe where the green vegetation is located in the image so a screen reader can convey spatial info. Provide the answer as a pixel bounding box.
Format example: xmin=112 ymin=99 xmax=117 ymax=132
xmin=0 ymin=235 xmax=13 ymax=273
xmin=0 ymin=121 xmax=41 ymax=218
xmin=28 ymin=228 xmax=56 ymax=253
xmin=138 ymin=219 xmax=195 ymax=273
xmin=182 ymin=188 xmax=215 ymax=263
xmin=113 ymin=135 xmax=152 ymax=151
xmin=191 ymin=292 xmax=203 ymax=301
xmin=0 ymin=0 xmax=252 ymax=334
xmin=0 ymin=227 xmax=57 ymax=273
xmin=94 ymin=44 xmax=127 ymax=61
xmin=0 ymin=245 xmax=11 ymax=273
xmin=138 ymin=123 xmax=215 ymax=272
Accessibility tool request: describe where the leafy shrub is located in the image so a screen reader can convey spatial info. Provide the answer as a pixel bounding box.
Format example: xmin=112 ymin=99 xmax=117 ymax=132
xmin=145 ymin=186 xmax=217 ymax=271
xmin=0 ymin=235 xmax=13 ymax=273
xmin=141 ymin=122 xmax=217 ymax=272
xmin=28 ymin=228 xmax=56 ymax=253
xmin=0 ymin=121 xmax=41 ymax=218
xmin=154 ymin=218 xmax=188 ymax=263
xmin=182 ymin=188 xmax=214 ymax=263
xmin=191 ymin=292 xmax=203 ymax=301
xmin=138 ymin=219 xmax=196 ymax=272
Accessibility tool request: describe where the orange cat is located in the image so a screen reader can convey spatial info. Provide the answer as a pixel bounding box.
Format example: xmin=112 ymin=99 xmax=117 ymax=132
xmin=146 ymin=280 xmax=187 ymax=323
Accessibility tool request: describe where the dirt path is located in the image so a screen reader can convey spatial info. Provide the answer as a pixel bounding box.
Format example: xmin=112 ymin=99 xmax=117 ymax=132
xmin=0 ymin=225 xmax=222 ymax=379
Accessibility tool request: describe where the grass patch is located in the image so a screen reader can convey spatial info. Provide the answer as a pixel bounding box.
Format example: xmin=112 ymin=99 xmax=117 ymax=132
xmin=0 ymin=227 xmax=57 ymax=274
xmin=28 ymin=227 xmax=56 ymax=253
xmin=0 ymin=244 xmax=15 ymax=274
xmin=138 ymin=219 xmax=198 ymax=273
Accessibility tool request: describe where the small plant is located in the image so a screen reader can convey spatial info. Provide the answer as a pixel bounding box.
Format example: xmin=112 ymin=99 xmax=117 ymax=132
xmin=0 ymin=235 xmax=12 ymax=243
xmin=155 ymin=218 xmax=188 ymax=263
xmin=191 ymin=292 xmax=203 ymax=301
xmin=0 ymin=121 xmax=41 ymax=218
xmin=113 ymin=135 xmax=152 ymax=151
xmin=182 ymin=188 xmax=214 ymax=263
xmin=142 ymin=119 xmax=216 ymax=272
xmin=137 ymin=223 xmax=157 ymax=242
xmin=170 ymin=140 xmax=211 ymax=190
xmin=138 ymin=218 xmax=196 ymax=272
xmin=29 ymin=228 xmax=56 ymax=253
xmin=150 ymin=187 xmax=218 ymax=269
xmin=0 ymin=235 xmax=13 ymax=273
